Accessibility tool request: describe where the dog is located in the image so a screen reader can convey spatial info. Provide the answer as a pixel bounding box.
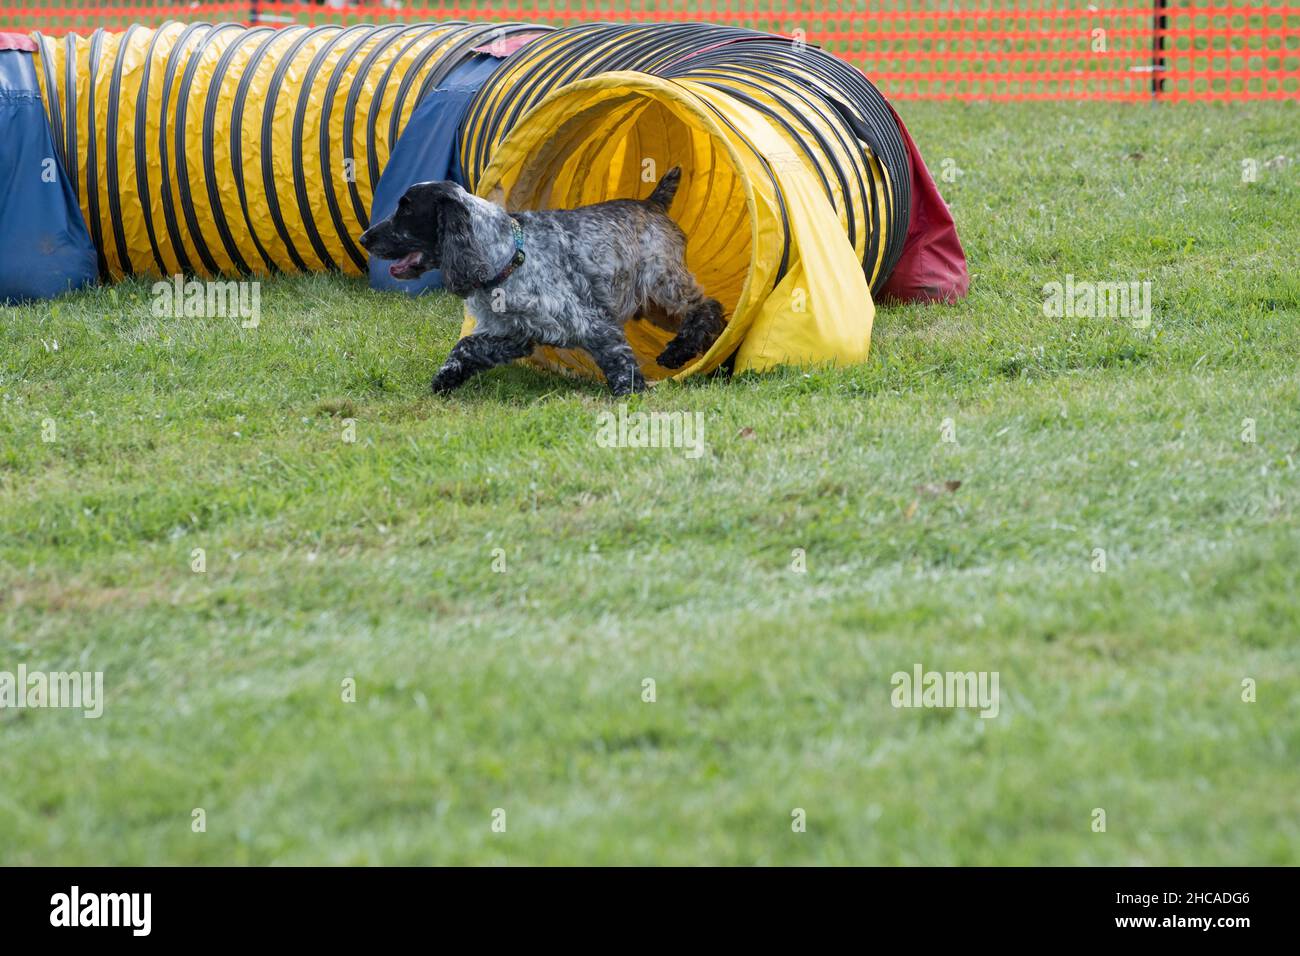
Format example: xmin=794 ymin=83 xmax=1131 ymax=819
xmin=358 ymin=168 xmax=724 ymax=395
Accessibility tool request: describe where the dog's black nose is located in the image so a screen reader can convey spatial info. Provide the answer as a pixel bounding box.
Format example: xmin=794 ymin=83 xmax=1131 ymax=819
xmin=358 ymin=228 xmax=373 ymax=249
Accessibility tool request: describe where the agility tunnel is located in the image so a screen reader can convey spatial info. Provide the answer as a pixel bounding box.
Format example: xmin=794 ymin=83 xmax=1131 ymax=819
xmin=457 ymin=22 xmax=918 ymax=378
xmin=2 ymin=20 xmax=967 ymax=379
xmin=22 ymin=21 xmax=547 ymax=280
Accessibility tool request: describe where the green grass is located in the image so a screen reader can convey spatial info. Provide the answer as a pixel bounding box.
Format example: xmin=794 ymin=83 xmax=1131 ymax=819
xmin=2 ymin=100 xmax=1298 ymax=865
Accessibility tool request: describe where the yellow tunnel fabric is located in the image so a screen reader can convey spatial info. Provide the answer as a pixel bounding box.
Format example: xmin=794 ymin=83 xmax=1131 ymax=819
xmin=465 ymin=73 xmax=874 ymax=379
xmin=459 ymin=23 xmax=910 ymax=300
xmin=29 ymin=21 xmax=537 ymax=279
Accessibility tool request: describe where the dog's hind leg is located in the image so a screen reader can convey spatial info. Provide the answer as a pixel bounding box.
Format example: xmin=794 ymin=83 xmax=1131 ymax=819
xmin=585 ymin=329 xmax=646 ymax=396
xmin=431 ymin=333 xmax=533 ymax=394
xmin=656 ymin=296 xmax=725 ymax=370
xmin=642 ymin=257 xmax=725 ymax=371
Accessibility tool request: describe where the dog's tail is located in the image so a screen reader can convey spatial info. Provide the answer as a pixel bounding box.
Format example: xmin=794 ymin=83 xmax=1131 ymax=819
xmin=646 ymin=166 xmax=682 ymax=210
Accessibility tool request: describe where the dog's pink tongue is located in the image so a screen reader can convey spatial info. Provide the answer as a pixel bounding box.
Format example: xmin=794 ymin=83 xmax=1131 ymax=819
xmin=389 ymin=252 xmax=421 ymax=278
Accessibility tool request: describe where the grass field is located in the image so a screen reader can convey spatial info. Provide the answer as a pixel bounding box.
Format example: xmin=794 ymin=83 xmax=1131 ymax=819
xmin=2 ymin=95 xmax=1298 ymax=864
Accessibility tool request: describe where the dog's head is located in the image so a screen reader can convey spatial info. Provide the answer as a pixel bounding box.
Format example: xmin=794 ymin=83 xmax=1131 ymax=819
xmin=359 ymin=180 xmax=472 ymax=281
xmin=359 ymin=181 xmax=513 ymax=296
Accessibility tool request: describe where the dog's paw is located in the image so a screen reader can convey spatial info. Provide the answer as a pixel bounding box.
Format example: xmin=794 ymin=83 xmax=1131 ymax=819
xmin=608 ymin=373 xmax=647 ymax=397
xmin=430 ymin=373 xmax=458 ymax=395
xmin=656 ymin=341 xmax=696 ymax=370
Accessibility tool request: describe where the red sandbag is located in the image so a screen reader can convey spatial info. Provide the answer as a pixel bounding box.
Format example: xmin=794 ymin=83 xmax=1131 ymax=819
xmin=880 ymin=103 xmax=970 ymax=304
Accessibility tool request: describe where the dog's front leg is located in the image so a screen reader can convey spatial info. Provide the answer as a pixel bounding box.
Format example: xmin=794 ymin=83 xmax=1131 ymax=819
xmin=586 ymin=332 xmax=646 ymax=396
xmin=431 ymin=333 xmax=532 ymax=394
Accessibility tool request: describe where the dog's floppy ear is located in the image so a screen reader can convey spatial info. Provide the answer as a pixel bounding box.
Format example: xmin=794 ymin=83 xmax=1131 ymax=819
xmin=396 ymin=180 xmax=455 ymax=256
xmin=437 ymin=199 xmax=496 ymax=296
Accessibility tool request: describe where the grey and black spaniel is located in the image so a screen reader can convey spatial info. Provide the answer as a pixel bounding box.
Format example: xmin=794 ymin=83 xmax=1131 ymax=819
xmin=359 ymin=168 xmax=724 ymax=395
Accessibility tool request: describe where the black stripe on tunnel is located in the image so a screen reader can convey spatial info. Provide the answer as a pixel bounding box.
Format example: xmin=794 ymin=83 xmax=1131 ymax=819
xmin=292 ymin=23 xmax=377 ymax=273
xmin=33 ymin=33 xmax=66 ymax=173
xmin=260 ymin=25 xmax=341 ymax=273
xmin=133 ymin=21 xmax=173 ymax=275
xmin=84 ymin=28 xmax=108 ymax=278
xmin=202 ymin=25 xmax=276 ymax=276
xmin=318 ymin=23 xmax=406 ymax=270
xmin=62 ymin=33 xmax=77 ymax=202
xmin=175 ymin=22 xmax=246 ymax=276
xmin=104 ymin=23 xmax=142 ymax=277
xmin=229 ymin=25 xmax=293 ymax=274
xmin=156 ymin=22 xmax=216 ymax=277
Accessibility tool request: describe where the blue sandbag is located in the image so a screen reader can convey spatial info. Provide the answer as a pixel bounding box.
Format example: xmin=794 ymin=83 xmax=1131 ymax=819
xmin=0 ymin=46 xmax=98 ymax=303
xmin=367 ymin=54 xmax=505 ymax=295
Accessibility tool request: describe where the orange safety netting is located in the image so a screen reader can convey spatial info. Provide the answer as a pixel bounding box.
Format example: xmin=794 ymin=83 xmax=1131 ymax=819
xmin=1 ymin=2 xmax=1297 ymax=101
